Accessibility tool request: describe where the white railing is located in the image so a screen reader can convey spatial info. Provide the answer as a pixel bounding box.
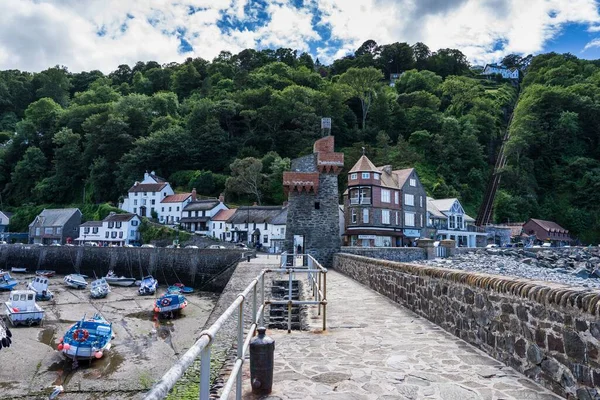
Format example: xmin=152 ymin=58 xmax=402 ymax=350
xmin=144 ymin=252 xmax=327 ymax=400
xmin=350 ymin=197 xmax=371 ymax=205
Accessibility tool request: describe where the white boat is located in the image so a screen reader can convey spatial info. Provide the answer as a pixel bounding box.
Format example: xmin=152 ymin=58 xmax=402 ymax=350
xmin=28 ymin=276 xmax=54 ymax=301
xmin=64 ymin=274 xmax=88 ymax=289
xmin=11 ymin=267 xmax=27 ymax=274
xmin=4 ymin=289 xmax=45 ymax=326
xmin=138 ymin=275 xmax=157 ymax=295
xmin=90 ymin=278 xmax=110 ymax=299
xmin=58 ymin=313 xmax=113 ymax=360
xmin=105 ymin=270 xmax=136 ymax=287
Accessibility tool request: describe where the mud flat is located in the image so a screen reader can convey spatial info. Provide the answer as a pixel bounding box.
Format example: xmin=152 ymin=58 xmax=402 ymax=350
xmin=0 ymin=273 xmax=219 ymax=399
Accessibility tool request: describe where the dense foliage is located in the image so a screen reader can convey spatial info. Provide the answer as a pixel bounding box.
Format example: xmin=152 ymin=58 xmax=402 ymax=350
xmin=1 ymin=40 xmax=593 ymax=242
xmin=500 ymin=53 xmax=600 ymax=243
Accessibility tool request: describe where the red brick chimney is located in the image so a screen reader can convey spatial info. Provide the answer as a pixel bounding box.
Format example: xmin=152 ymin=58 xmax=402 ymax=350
xmin=253 ymin=202 xmax=258 ymax=206
xmin=191 ymin=188 xmax=197 ymax=201
xmin=218 ymin=193 xmax=225 ymax=203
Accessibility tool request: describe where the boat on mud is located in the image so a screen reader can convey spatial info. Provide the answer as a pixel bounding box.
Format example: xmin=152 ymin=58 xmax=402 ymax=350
xmin=154 ymin=293 xmax=187 ymax=315
xmin=57 ymin=313 xmax=113 ymax=360
xmin=28 ymin=276 xmax=54 ymax=301
xmin=90 ymin=278 xmax=110 ymax=299
xmin=138 ymin=275 xmax=157 ymax=295
xmin=105 ymin=270 xmax=136 ymax=287
xmin=0 ymin=271 xmax=18 ymax=291
xmin=64 ymin=274 xmax=88 ymax=289
xmin=35 ymin=270 xmax=55 ymax=278
xmin=4 ymin=289 xmax=45 ymax=326
xmin=11 ymin=267 xmax=27 ymax=274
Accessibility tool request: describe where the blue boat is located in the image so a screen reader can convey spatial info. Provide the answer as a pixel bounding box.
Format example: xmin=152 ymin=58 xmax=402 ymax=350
xmin=138 ymin=275 xmax=157 ymax=295
xmin=154 ymin=293 xmax=187 ymax=314
xmin=167 ymin=285 xmax=182 ymax=294
xmin=0 ymin=271 xmax=18 ymax=291
xmin=58 ymin=313 xmax=113 ymax=360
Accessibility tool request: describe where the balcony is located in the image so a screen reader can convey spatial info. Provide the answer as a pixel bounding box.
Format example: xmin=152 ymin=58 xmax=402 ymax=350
xmin=350 ymin=197 xmax=372 ymax=205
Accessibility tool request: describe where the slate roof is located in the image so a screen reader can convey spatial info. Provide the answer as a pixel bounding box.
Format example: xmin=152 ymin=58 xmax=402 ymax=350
xmin=349 ymin=155 xmax=379 ymax=173
xmin=428 ymin=198 xmax=458 ymax=213
xmin=128 ymin=183 xmax=167 ymax=193
xmin=529 ymin=218 xmax=568 ymax=233
xmin=30 ymin=208 xmax=81 ymax=227
xmin=148 ymin=172 xmax=166 ymax=183
xmin=392 ymin=168 xmax=414 ymax=188
xmin=227 ymin=206 xmax=286 ymax=224
xmin=1 ymin=211 xmax=13 ymax=218
xmin=426 ymin=198 xmax=446 ymax=218
xmin=271 ymin=208 xmax=288 ymax=225
xmin=80 ymin=221 xmax=103 ymax=227
xmin=103 ymin=213 xmax=137 ymax=222
xmin=161 ymin=193 xmax=191 ymax=203
xmin=183 ymin=200 xmax=220 ymax=211
xmin=212 ymin=209 xmax=236 ymax=221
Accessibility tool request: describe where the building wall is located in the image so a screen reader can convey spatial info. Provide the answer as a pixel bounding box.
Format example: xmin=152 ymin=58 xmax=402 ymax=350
xmin=340 ymin=246 xmax=426 ymax=262
xmin=334 ymin=253 xmax=600 ymax=399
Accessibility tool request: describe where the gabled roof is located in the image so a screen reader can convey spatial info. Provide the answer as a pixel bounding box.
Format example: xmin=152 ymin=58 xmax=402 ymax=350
xmin=128 ymin=183 xmax=167 ymax=193
xmin=148 ymin=172 xmax=166 ymax=183
xmin=349 ymin=155 xmax=379 ymax=173
xmin=427 ymin=197 xmax=446 ymax=218
xmin=271 ymin=208 xmax=288 ymax=225
xmin=161 ymin=193 xmax=191 ymax=203
xmin=183 ymin=200 xmax=220 ymax=211
xmin=527 ymin=218 xmax=568 ymax=233
xmin=80 ymin=221 xmax=103 ymax=227
xmin=392 ymin=168 xmax=414 ymax=188
xmin=0 ymin=211 xmax=13 ymax=218
xmin=212 ymin=209 xmax=236 ymax=221
xmin=30 ymin=208 xmax=81 ymax=227
xmin=428 ymin=198 xmax=458 ymax=213
xmin=227 ymin=206 xmax=286 ymax=224
xmin=103 ymin=213 xmax=137 ymax=222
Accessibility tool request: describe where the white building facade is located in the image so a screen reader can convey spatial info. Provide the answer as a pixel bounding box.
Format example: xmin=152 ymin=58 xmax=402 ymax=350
xmin=427 ymin=198 xmax=485 ymax=248
xmin=76 ymin=213 xmax=141 ymax=246
xmin=482 ymin=64 xmax=519 ymax=80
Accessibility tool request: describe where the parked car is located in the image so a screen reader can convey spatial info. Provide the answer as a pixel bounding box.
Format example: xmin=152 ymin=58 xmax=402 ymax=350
xmin=542 ymin=242 xmax=552 ymax=247
xmin=485 ymin=244 xmax=499 ymax=248
xmin=50 ymin=243 xmax=61 ymax=247
xmin=185 ymin=245 xmax=199 ymax=249
xmin=141 ymin=244 xmax=155 ymax=248
xmin=208 ymin=245 xmax=226 ymax=249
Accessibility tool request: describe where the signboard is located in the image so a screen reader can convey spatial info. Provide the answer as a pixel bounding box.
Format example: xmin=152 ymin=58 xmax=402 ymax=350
xmin=321 ymin=117 xmax=332 ymax=129
xmin=403 ymin=229 xmax=421 ymax=238
xmin=358 ymin=235 xmax=376 ymax=240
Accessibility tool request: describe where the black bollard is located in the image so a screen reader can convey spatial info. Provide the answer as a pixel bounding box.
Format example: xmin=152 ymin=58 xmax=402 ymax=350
xmin=249 ymin=327 xmax=275 ymax=395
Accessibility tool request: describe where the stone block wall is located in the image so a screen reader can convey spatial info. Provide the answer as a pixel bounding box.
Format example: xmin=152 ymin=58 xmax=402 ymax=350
xmin=340 ymin=247 xmax=426 ymax=262
xmin=334 ymin=253 xmax=600 ymax=399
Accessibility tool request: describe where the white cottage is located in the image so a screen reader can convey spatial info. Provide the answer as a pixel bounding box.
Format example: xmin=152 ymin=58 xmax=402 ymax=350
xmin=76 ymin=213 xmax=141 ymax=246
xmin=427 ymin=198 xmax=486 ymax=248
xmin=120 ymin=171 xmax=174 ymax=219
xmin=482 ymin=64 xmax=520 ymax=80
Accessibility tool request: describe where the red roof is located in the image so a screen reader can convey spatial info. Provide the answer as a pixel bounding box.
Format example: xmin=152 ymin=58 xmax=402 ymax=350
xmin=528 ymin=219 xmax=569 ymax=233
xmin=161 ymin=193 xmax=192 ymax=203
xmin=212 ymin=209 xmax=235 ymax=221
xmin=128 ymin=183 xmax=167 ymax=193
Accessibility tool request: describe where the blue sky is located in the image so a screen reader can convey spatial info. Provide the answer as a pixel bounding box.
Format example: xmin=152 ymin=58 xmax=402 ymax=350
xmin=1 ymin=0 xmax=600 ymax=72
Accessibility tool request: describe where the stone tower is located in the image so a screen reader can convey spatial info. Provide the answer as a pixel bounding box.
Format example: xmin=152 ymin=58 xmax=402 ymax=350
xmin=283 ymin=136 xmax=344 ymax=267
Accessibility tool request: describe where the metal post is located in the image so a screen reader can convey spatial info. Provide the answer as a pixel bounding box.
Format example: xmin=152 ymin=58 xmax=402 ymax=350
xmin=260 ymin=274 xmax=265 ymax=327
xmin=199 ymin=345 xmax=211 ymax=400
xmin=237 ymin=301 xmax=244 ymax=398
xmin=253 ymin=284 xmax=257 ymax=325
xmin=288 ymin=271 xmax=293 ymax=333
xmin=322 ymin=272 xmax=327 ymax=332
xmin=318 ymin=271 xmax=321 ymax=316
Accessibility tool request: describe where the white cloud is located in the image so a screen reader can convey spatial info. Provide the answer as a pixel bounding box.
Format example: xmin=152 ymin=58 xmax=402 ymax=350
xmin=584 ymin=38 xmax=600 ymax=50
xmin=0 ymin=0 xmax=599 ymax=73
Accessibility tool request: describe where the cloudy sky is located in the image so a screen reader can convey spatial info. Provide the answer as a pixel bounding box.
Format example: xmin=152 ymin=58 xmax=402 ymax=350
xmin=2 ymin=0 xmax=600 ymax=73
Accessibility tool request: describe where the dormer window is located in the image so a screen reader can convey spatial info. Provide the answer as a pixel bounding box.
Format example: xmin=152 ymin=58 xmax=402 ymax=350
xmin=410 ymin=178 xmax=416 ymax=187
xmin=362 ymin=172 xmax=370 ymax=179
xmin=350 ymin=173 xmax=357 ymax=180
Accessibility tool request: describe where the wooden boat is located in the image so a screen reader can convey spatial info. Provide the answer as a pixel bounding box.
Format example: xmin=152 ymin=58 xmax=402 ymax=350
xmin=4 ymin=289 xmax=45 ymax=326
xmin=105 ymin=270 xmax=136 ymax=287
xmin=90 ymin=278 xmax=110 ymax=299
xmin=64 ymin=274 xmax=88 ymax=289
xmin=28 ymin=276 xmax=54 ymax=301
xmin=58 ymin=313 xmax=113 ymax=360
xmin=138 ymin=275 xmax=157 ymax=295
xmin=0 ymin=271 xmax=18 ymax=291
xmin=35 ymin=270 xmax=55 ymax=278
xmin=11 ymin=267 xmax=27 ymax=274
xmin=154 ymin=293 xmax=187 ymax=315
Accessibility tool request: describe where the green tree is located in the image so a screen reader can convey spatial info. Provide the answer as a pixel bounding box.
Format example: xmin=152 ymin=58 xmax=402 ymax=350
xmin=338 ymin=67 xmax=384 ymax=129
xmin=226 ymin=158 xmax=264 ymax=204
xmin=8 ymin=147 xmax=47 ymax=203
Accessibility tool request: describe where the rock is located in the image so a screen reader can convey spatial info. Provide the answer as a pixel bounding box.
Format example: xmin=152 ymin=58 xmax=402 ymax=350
xmin=521 ymin=258 xmax=535 ymax=265
xmin=572 ymin=267 xmax=590 ymax=279
xmin=526 ymin=344 xmax=543 ymax=364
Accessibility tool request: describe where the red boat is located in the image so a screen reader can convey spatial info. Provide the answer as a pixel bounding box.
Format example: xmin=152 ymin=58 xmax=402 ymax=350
xmin=35 ymin=270 xmax=55 ymax=278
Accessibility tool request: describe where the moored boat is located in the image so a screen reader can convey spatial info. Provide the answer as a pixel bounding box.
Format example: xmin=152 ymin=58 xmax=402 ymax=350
xmin=154 ymin=293 xmax=187 ymax=315
xmin=35 ymin=270 xmax=55 ymax=278
xmin=4 ymin=289 xmax=45 ymax=326
xmin=11 ymin=267 xmax=27 ymax=274
xmin=105 ymin=270 xmax=136 ymax=287
xmin=64 ymin=274 xmax=88 ymax=289
xmin=57 ymin=313 xmax=113 ymax=360
xmin=138 ymin=275 xmax=157 ymax=295
xmin=167 ymin=285 xmax=182 ymax=294
xmin=90 ymin=278 xmax=110 ymax=299
xmin=28 ymin=276 xmax=54 ymax=301
xmin=0 ymin=271 xmax=18 ymax=291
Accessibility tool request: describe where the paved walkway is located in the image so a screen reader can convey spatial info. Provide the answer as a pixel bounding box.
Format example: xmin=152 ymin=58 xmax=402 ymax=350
xmin=239 ymin=269 xmax=562 ymax=400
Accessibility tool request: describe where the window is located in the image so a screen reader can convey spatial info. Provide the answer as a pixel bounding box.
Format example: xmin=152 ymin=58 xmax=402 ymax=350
xmin=143 ymin=192 xmax=147 ymax=196
xmin=405 ymin=194 xmax=414 ymax=206
xmin=396 ymin=212 xmax=399 ymax=225
xmin=131 ymin=220 xmax=138 ymax=226
xmin=44 ymin=227 xmax=53 ymax=234
xmin=405 ymin=212 xmax=415 ymax=227
xmin=263 ymin=235 xmax=268 ymax=244
xmin=135 ymin=192 xmax=138 ymax=196
xmin=169 ymin=207 xmax=172 ymax=212
xmin=315 ymin=202 xmax=320 ymax=209
xmin=133 ymin=207 xmax=137 ymax=213
xmin=410 ymin=178 xmax=416 ymax=187
xmin=116 ymin=222 xmax=122 ymax=228
xmin=195 ymin=211 xmax=199 ymax=217
xmin=457 ymin=215 xmax=463 ymax=229
xmin=163 ymin=192 xmax=167 ymax=197
xmin=375 ymin=236 xmax=392 ymax=247
xmin=220 ymin=223 xmax=223 ymax=229
xmin=161 ymin=207 xmax=164 ymax=212
xmin=92 ymin=227 xmax=98 ymax=234
xmin=362 ymin=209 xmax=369 ymax=223
xmin=35 ymin=227 xmax=41 ymax=236
xmin=381 ymin=189 xmax=391 ymax=203
xmin=351 ymin=209 xmax=357 ymax=223
xmin=134 ymin=200 xmax=138 ymax=206
xmin=374 ymin=173 xmax=379 ymax=180
xmin=84 ymin=227 xmax=90 ymax=234
xmin=111 ymin=232 xmax=117 ymax=238
xmin=130 ymin=230 xmax=136 ymax=237
xmin=227 ymin=232 xmax=231 ymax=238
xmin=105 ymin=232 xmax=109 ymax=238
xmin=420 ymin=214 xmax=423 ymax=228
xmin=264 ymin=222 xmax=268 ymax=230
xmin=281 ymin=228 xmax=285 ymax=234
xmin=382 ymin=210 xmax=390 ymax=224
xmin=350 ymin=173 xmax=357 ymax=180
xmin=176 ymin=217 xmax=180 ymax=222
xmin=245 ymin=221 xmax=248 ymax=228
xmin=119 ymin=232 xmax=123 ymax=238
xmin=349 ymin=187 xmax=371 ymax=205
xmin=176 ymin=207 xmax=180 ymax=211
xmin=108 ymin=222 xmax=114 ymax=229
xmin=253 ymin=222 xmax=256 ymax=230
xmin=449 ymin=216 xmax=456 ymax=229
xmin=420 ymin=196 xmax=423 ymax=208
xmin=394 ymin=191 xmax=399 ymax=204
xmin=362 ymin=172 xmax=370 ymax=179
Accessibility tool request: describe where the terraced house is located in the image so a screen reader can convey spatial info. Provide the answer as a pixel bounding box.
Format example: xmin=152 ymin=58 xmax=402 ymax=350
xmin=343 ymin=155 xmax=427 ymax=247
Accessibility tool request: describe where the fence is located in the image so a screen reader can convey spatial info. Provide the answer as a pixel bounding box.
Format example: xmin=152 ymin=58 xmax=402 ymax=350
xmin=144 ymin=252 xmax=327 ymax=400
xmin=435 ymin=246 xmax=447 ymax=258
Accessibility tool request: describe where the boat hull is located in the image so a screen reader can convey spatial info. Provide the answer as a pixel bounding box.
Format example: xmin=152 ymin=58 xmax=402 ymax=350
xmin=105 ymin=278 xmax=136 ymax=287
xmin=35 ymin=270 xmax=55 ymax=277
xmin=64 ymin=275 xmax=87 ymax=289
xmin=62 ymin=342 xmax=111 ymax=360
xmin=0 ymin=283 xmax=18 ymax=291
xmin=11 ymin=268 xmax=27 ymax=273
xmin=5 ymin=303 xmax=45 ymax=326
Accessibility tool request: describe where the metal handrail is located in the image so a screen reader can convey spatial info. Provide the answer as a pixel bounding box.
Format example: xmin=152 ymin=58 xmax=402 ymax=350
xmin=144 ymin=252 xmax=327 ymax=400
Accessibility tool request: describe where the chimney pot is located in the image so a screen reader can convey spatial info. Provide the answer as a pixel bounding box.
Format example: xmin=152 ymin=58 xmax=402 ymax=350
xmin=218 ymin=193 xmax=225 ymax=203
xmin=191 ymin=188 xmax=197 ymax=201
xmin=253 ymin=202 xmax=257 ymax=206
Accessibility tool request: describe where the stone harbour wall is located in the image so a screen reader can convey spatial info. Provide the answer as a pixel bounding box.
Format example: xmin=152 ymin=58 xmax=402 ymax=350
xmin=0 ymin=245 xmax=248 ymax=291
xmin=340 ymin=246 xmax=426 ymax=262
xmin=334 ymin=253 xmax=600 ymax=399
